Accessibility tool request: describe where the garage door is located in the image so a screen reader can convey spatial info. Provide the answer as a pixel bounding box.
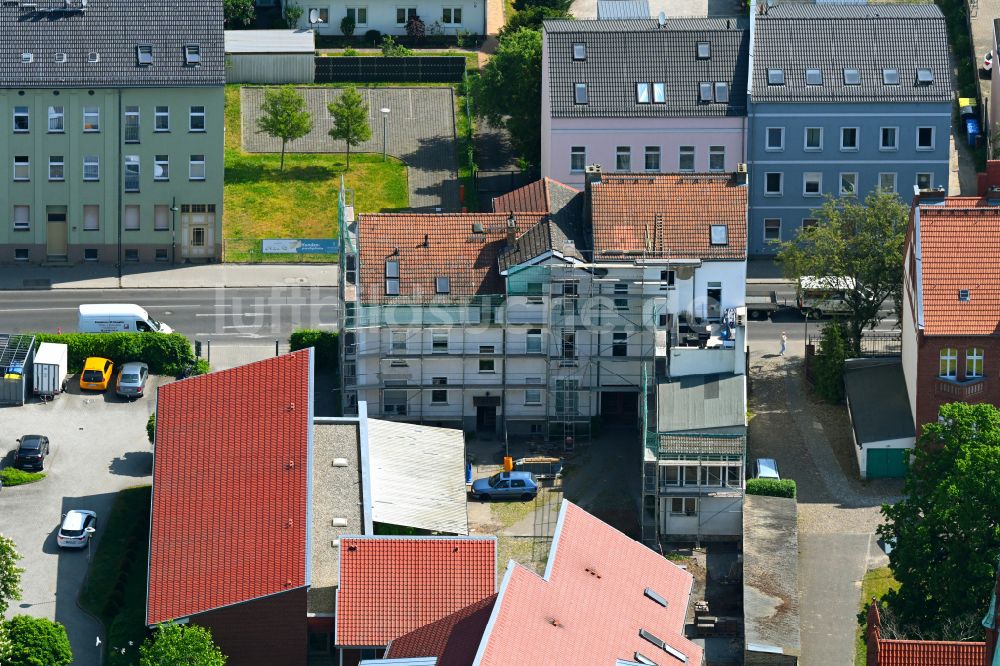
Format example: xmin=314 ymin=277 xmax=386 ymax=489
xmin=867 ymin=448 xmax=908 ymax=478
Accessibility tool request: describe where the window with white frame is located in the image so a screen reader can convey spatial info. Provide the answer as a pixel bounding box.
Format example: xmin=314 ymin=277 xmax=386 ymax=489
xmin=48 ymin=155 xmax=64 ymax=181
xmin=917 ymin=126 xmax=935 ymax=150
xmin=710 ymin=224 xmax=728 ymax=245
xmin=804 ymin=126 xmax=822 ymax=151
xmin=124 ymin=204 xmax=140 ymax=231
xmin=967 ymin=348 xmax=984 ymax=378
xmin=645 ymin=146 xmax=661 ymax=171
xmin=442 ymin=7 xmax=462 ymax=23
xmin=13 ymin=155 xmax=29 ymax=181
xmin=431 ymin=378 xmax=448 ymax=404
xmin=189 ymin=106 xmax=205 ymax=132
xmin=479 ymin=359 xmax=495 ymax=373
xmin=916 ymin=173 xmax=932 ymax=190
xmin=661 ymin=466 xmax=680 ymax=487
xmin=880 ymin=126 xmax=898 ymax=150
xmin=189 ymin=154 xmax=206 ymax=181
xmin=635 ymin=82 xmax=650 ymax=104
xmin=765 ymin=127 xmax=784 ymax=151
xmin=612 ymin=331 xmax=627 ymax=357
xmin=83 ymin=204 xmax=99 ymax=231
xmin=878 ymin=172 xmax=897 ymax=193
xmin=803 ymin=172 xmax=822 ymax=196
xmin=840 ymin=127 xmax=859 ymax=150
xmin=124 ymin=106 xmax=139 ymax=142
xmin=154 ymin=155 xmax=169 ymax=181
xmin=572 ymin=42 xmax=586 ymax=60
xmin=802 ymin=218 xmax=818 ymax=231
xmin=13 ymin=106 xmax=29 ymax=132
xmin=764 ymin=172 xmax=782 ymax=195
xmin=346 ymin=6 xmax=367 ymax=25
xmin=616 ymin=146 xmax=631 ymax=171
xmin=700 ymin=465 xmax=723 ymax=486
xmin=839 ymin=172 xmax=858 ymax=196
xmin=155 ymin=106 xmax=169 ymax=131
xmin=764 ymin=218 xmax=781 ymax=242
xmin=479 ymin=344 xmax=495 ymax=354
xmin=678 ymin=146 xmax=694 ymax=172
xmin=670 ymin=497 xmax=697 ymax=516
xmin=124 ymin=155 xmax=140 ymax=191
xmin=726 ymin=465 xmax=742 ymax=487
xmin=652 ymin=82 xmax=666 ymax=103
xmin=383 ymin=390 xmax=407 ymax=415
xmin=573 ymin=82 xmax=588 ymax=104
xmin=83 ymin=155 xmax=99 ymax=181
xmin=12 ymin=205 xmax=29 ymax=231
xmin=390 ymin=330 xmax=406 ymax=353
xmin=525 ymin=388 xmax=541 ymax=405
xmin=526 ymin=328 xmax=542 ymax=353
xmin=154 ymin=205 xmax=169 ymax=231
xmin=709 ymin=146 xmax=725 ymax=172
xmin=432 ymin=329 xmax=448 ymax=353
xmin=47 ymin=106 xmax=64 ymax=132
xmin=83 ymin=106 xmax=100 ymax=132
xmin=939 ymin=347 xmax=957 ymax=378
xmin=570 ymin=146 xmax=586 ymax=173
xmin=310 ymin=7 xmax=330 ymax=22
xmin=396 ymin=7 xmax=416 ymax=23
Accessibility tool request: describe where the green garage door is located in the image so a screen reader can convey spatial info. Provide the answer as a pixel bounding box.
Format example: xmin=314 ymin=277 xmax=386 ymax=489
xmin=867 ymin=448 xmax=908 ymax=478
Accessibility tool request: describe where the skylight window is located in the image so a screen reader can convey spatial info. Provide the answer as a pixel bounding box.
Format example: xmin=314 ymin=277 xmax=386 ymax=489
xmin=634 ymin=654 xmax=658 ymax=666
xmin=714 ymin=81 xmax=729 ymax=103
xmin=699 ymin=82 xmax=712 ymax=102
xmin=883 ymin=68 xmax=899 ymax=85
xmin=917 ymin=68 xmax=934 ymax=84
xmin=767 ymin=69 xmax=784 ymax=85
xmin=184 ymin=44 xmax=201 ymax=66
xmin=843 ymin=68 xmax=860 ymax=85
xmin=385 ymin=259 xmax=400 ymax=295
xmin=696 ymin=41 xmax=710 ymax=59
xmin=959 ymin=289 xmax=970 ymax=301
xmin=644 ymin=587 xmax=669 ymax=607
xmin=572 ymin=42 xmax=586 ymax=60
xmin=636 ymin=82 xmax=650 ymax=104
xmin=54 ymin=52 xmax=67 ymax=63
xmin=640 ymin=629 xmax=689 ymax=663
xmin=710 ymin=224 xmax=728 ymax=245
xmin=136 ymin=45 xmax=154 ymax=66
xmin=652 ymin=82 xmax=665 ymax=103
xmin=436 ymin=276 xmax=450 ymax=294
xmin=88 ymin=51 xmax=100 ymax=63
xmin=574 ymin=82 xmax=588 ymax=104
xmin=21 ymin=52 xmax=33 ymax=64
xmin=805 ymin=69 xmax=822 ymax=85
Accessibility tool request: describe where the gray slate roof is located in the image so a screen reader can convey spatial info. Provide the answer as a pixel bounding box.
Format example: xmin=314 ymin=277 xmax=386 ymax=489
xmin=498 ymin=182 xmax=586 ymax=270
xmin=657 ymin=372 xmax=746 ymax=432
xmin=545 ymin=18 xmax=749 ymax=117
xmin=751 ymin=3 xmax=952 ymax=103
xmin=0 ymin=0 xmax=224 ymax=88
xmin=843 ymin=359 xmax=915 ymax=445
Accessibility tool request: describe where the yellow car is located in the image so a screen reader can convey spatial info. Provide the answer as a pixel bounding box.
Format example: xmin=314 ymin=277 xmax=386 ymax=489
xmin=80 ymin=357 xmax=114 ymax=391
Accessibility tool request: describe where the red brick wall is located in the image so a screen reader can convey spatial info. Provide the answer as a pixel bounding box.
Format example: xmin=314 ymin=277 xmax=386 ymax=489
xmin=192 ymin=587 xmax=308 ymax=666
xmin=914 ymin=333 xmax=1000 ymax=431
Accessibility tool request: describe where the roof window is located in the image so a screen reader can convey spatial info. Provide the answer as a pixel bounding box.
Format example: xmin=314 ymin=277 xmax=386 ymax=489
xmin=574 ymin=82 xmax=588 ymax=104
xmin=572 ymin=42 xmax=586 ymax=60
xmin=436 ymin=276 xmax=450 ymax=294
xmin=634 ymin=653 xmax=658 ymax=666
xmin=644 ymin=587 xmax=669 ymax=607
xmin=54 ymin=52 xmax=67 ymax=63
xmin=883 ymin=68 xmax=899 ymax=85
xmin=767 ymin=69 xmax=784 ymax=85
xmin=639 ymin=628 xmax=688 ymax=662
xmin=636 ymin=82 xmax=650 ymax=104
xmin=21 ymin=52 xmax=33 ymax=64
xmin=88 ymin=51 xmax=100 ymax=63
xmin=136 ymin=45 xmax=154 ymax=66
xmin=652 ymin=82 xmax=665 ymax=103
xmin=699 ymin=82 xmax=712 ymax=103
xmin=805 ymin=69 xmax=822 ymax=85
xmin=385 ymin=259 xmax=400 ymax=295
xmin=917 ymin=68 xmax=934 ymax=84
xmin=184 ymin=44 xmax=201 ymax=66
xmin=696 ymin=41 xmax=710 ymax=59
xmin=959 ymin=289 xmax=970 ymax=301
xmin=843 ymin=68 xmax=860 ymax=85
xmin=710 ymin=224 xmax=728 ymax=245
xmin=714 ymin=81 xmax=729 ymax=103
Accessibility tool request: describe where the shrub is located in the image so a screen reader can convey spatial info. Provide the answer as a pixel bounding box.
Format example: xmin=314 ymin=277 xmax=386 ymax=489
xmin=289 ymin=329 xmax=338 ymax=374
xmin=746 ymin=478 xmax=797 ymax=499
xmin=814 ymin=321 xmax=848 ymax=403
xmin=283 ymin=3 xmax=302 ymax=27
xmin=147 ymin=413 xmax=156 ymax=445
xmin=30 ymin=332 xmax=195 ymax=376
xmin=364 ymin=29 xmax=382 ymax=45
xmin=340 ymin=15 xmax=356 ymax=36
xmin=380 ymin=35 xmax=413 ymax=56
xmin=4 ymin=615 xmax=72 ymax=666
xmin=342 ymin=46 xmax=359 ymax=56
xmin=405 ymin=14 xmax=425 ymax=39
xmin=0 ymin=468 xmax=45 ymax=487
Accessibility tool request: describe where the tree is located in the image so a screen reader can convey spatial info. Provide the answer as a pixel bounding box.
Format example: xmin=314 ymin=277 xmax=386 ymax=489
xmin=140 ymin=623 xmax=227 ymax=666
xmin=4 ymin=616 xmax=72 ymax=666
xmin=776 ymin=190 xmax=907 ymax=356
xmin=340 ymin=15 xmax=356 ymax=36
xmin=283 ymin=3 xmax=303 ymax=28
xmin=327 ymin=87 xmax=371 ymax=170
xmin=223 ymin=0 xmax=255 ymax=29
xmin=0 ymin=621 xmax=11 ymax=664
xmin=513 ymin=0 xmax=572 ymax=13
xmin=499 ymin=5 xmax=571 ymax=38
xmin=878 ymin=402 xmax=1000 ymax=637
xmin=474 ymin=28 xmax=543 ymax=166
xmin=256 ymin=87 xmax=313 ymax=172
xmin=147 ymin=412 xmax=156 ymax=445
xmin=0 ymin=534 xmax=24 ymax=617
xmin=813 ymin=321 xmax=847 ymax=402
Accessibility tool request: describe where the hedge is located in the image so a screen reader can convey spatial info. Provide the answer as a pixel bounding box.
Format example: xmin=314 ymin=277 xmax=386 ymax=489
xmin=289 ymin=329 xmax=338 ymax=374
xmin=30 ymin=332 xmax=195 ymax=375
xmin=0 ymin=468 xmax=46 ymax=486
xmin=746 ymin=478 xmax=797 ymax=499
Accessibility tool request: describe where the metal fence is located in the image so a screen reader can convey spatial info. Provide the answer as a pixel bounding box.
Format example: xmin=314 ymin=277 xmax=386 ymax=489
xmin=222 ymin=239 xmax=339 ymax=264
xmin=808 ymin=331 xmax=902 ymax=357
xmin=315 ymin=56 xmax=467 ymax=83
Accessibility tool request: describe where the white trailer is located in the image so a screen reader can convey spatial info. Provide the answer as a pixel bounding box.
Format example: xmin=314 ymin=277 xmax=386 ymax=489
xmin=33 ymin=342 xmax=68 ymax=398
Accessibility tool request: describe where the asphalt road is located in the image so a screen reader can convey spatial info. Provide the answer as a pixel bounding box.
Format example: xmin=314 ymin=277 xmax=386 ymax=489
xmin=0 ymin=287 xmax=340 ymax=344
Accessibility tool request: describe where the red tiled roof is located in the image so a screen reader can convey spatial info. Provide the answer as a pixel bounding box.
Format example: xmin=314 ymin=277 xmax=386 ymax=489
xmin=492 ymin=177 xmax=581 ymax=213
xmin=590 ymin=173 xmax=747 ymax=261
xmin=877 ymin=639 xmax=985 ymax=665
xmin=917 ymin=204 xmax=1000 ymax=336
xmin=475 ymin=501 xmax=702 ymax=666
xmin=386 ymin=595 xmax=497 ymax=665
xmin=146 ymin=350 xmax=311 ymax=625
xmin=358 ymin=213 xmax=547 ymax=302
xmin=336 ymin=537 xmax=497 ymax=647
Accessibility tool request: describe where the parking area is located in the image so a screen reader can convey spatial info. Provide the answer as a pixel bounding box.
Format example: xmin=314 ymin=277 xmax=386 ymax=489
xmin=0 ymin=377 xmax=161 ymax=666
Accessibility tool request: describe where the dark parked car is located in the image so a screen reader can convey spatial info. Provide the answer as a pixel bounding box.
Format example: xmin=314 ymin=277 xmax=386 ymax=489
xmin=14 ymin=435 xmax=50 ymax=471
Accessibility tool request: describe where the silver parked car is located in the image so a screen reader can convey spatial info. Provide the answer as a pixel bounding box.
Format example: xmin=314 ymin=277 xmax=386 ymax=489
xmin=116 ymin=361 xmax=149 ymax=399
xmin=57 ymin=510 xmax=97 ymax=549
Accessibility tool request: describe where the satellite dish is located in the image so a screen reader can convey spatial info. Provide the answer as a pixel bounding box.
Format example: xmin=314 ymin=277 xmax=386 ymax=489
xmin=308 ymin=8 xmax=320 ymax=23
xmin=657 ymin=11 xmax=666 ymax=27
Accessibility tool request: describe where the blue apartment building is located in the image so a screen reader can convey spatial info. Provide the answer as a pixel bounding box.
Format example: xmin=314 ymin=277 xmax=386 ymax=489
xmin=747 ymin=4 xmax=953 ymax=255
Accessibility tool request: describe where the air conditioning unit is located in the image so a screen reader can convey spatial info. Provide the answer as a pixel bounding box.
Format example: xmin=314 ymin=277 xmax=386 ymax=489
xmin=736 ymin=163 xmax=748 ymax=174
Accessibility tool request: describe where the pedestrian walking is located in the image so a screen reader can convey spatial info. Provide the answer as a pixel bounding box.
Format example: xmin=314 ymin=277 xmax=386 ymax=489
xmin=780 ymin=331 xmax=787 ymax=356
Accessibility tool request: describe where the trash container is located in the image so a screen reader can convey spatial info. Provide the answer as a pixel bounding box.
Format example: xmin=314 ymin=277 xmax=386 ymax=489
xmin=967 ymin=118 xmax=981 ymax=146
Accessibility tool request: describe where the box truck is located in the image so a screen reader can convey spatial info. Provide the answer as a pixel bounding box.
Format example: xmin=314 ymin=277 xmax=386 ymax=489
xmin=33 ymin=342 xmax=68 ymax=398
xmin=78 ymin=304 xmax=173 ymax=334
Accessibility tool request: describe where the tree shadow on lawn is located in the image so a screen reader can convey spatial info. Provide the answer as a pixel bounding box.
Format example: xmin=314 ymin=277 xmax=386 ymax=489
xmin=225 ymin=160 xmax=343 ymax=185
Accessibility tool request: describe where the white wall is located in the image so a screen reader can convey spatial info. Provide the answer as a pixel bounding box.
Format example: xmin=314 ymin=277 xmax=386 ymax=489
xmin=660 ymin=495 xmax=743 ymax=538
xmin=900 ymin=241 xmax=919 ymax=429
xmin=291 ymin=0 xmax=485 ymax=36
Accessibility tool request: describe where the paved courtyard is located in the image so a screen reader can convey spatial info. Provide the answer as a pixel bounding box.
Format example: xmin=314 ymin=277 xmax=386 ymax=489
xmin=241 ymin=86 xmax=460 ymax=212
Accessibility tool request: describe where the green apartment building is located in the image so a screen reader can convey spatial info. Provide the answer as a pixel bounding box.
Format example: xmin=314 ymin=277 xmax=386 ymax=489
xmin=0 ymin=0 xmax=224 ymax=265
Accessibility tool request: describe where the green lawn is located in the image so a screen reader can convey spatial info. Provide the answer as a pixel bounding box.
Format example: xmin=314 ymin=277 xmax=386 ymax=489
xmin=79 ymin=486 xmax=152 ymax=666
xmin=223 ymin=85 xmax=409 ymax=260
xmin=854 ymin=567 xmax=901 ymax=665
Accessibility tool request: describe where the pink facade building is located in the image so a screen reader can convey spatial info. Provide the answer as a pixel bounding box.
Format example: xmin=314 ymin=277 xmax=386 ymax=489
xmin=542 ymin=18 xmax=750 ymax=187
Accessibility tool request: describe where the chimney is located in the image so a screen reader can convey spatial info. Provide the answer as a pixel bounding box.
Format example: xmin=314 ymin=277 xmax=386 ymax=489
xmin=914 ymin=186 xmax=946 ymax=206
xmin=422 ymin=233 xmax=430 ymax=247
xmin=506 ymin=212 xmax=518 ymax=246
xmin=584 ymin=164 xmax=603 ymax=232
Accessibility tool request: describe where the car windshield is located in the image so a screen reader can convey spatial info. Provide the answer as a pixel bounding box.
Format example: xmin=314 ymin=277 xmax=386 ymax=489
xmin=148 ymin=318 xmax=163 ymax=331
xmin=82 ymin=370 xmax=104 ymax=382
xmin=19 ymin=440 xmax=40 ymax=450
xmin=122 ymin=374 xmax=140 ymax=383
xmin=488 ymin=473 xmax=501 ymax=488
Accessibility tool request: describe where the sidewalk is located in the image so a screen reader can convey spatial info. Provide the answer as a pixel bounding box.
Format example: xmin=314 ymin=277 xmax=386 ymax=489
xmin=0 ymin=263 xmax=339 ymax=290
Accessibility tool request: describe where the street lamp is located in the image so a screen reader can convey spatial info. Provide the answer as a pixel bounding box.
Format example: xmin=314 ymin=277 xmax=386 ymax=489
xmin=169 ymin=197 xmax=179 ymax=265
xmin=85 ymin=526 xmax=95 ymax=561
xmin=380 ymin=107 xmax=390 ymax=161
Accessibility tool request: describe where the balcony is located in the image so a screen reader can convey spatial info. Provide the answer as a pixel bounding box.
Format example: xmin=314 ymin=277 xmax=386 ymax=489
xmin=124 ymin=124 xmax=139 ymax=143
xmin=935 ymin=376 xmax=987 ymax=399
xmin=124 ymin=174 xmax=140 ymax=192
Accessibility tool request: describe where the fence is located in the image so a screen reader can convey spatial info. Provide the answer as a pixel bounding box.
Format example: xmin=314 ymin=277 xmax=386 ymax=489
xmin=222 ymin=239 xmax=340 ymax=264
xmin=807 ymin=331 xmax=902 ymax=358
xmin=315 ymin=56 xmax=466 ymax=83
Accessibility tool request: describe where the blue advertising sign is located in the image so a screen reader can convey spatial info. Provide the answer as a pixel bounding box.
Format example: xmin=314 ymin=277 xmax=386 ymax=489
xmin=262 ymin=239 xmax=340 ymax=254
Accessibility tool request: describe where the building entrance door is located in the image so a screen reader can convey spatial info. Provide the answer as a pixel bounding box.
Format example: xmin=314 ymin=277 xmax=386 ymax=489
xmin=707 ymin=282 xmax=722 ymax=320
xmin=46 ymin=210 xmax=68 ymax=260
xmin=476 ymin=406 xmax=497 ymax=432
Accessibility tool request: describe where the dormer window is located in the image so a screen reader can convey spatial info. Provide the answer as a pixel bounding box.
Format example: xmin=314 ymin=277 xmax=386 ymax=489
xmin=767 ymin=69 xmax=784 ymax=85
xmin=88 ymin=51 xmax=100 ymax=63
xmin=805 ymin=69 xmax=822 ymax=85
xmin=436 ymin=276 xmax=450 ymax=294
xmin=714 ymin=82 xmax=729 ymax=103
xmin=572 ymin=42 xmax=586 ymax=60
xmin=21 ymin=52 xmax=33 ymax=64
xmin=710 ymin=224 xmax=728 ymax=245
xmin=385 ymin=260 xmax=400 ymax=296
xmin=54 ymin=52 xmax=67 ymax=63
xmin=843 ymin=68 xmax=860 ymax=85
xmin=184 ymin=44 xmax=201 ymax=66
xmin=636 ymin=83 xmax=650 ymax=104
xmin=574 ymin=82 xmax=588 ymax=104
xmin=883 ymin=68 xmax=899 ymax=85
xmin=136 ymin=45 xmax=154 ymax=66
xmin=699 ymin=82 xmax=712 ymax=102
xmin=916 ymin=68 xmax=934 ymax=85
xmin=696 ymin=41 xmax=710 ymax=59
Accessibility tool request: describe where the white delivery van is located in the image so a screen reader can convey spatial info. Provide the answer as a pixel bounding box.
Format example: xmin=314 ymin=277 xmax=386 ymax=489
xmin=33 ymin=342 xmax=68 ymax=397
xmin=78 ymin=304 xmax=173 ymax=334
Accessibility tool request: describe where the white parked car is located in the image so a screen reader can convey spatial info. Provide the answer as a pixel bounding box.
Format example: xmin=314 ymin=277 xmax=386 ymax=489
xmin=57 ymin=510 xmax=97 ymax=549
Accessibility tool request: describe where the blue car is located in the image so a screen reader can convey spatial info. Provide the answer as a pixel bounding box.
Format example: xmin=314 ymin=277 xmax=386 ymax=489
xmin=471 ymin=471 xmax=538 ymax=501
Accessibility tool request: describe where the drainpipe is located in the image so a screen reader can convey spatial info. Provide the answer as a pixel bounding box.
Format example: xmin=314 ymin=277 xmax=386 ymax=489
xmin=116 ymin=89 xmax=123 ymax=284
